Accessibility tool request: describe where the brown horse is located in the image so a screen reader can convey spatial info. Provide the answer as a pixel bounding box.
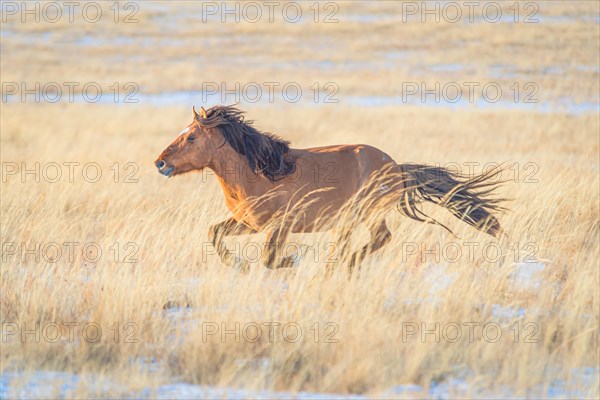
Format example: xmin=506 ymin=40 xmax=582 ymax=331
xmin=155 ymin=105 xmax=505 ymax=270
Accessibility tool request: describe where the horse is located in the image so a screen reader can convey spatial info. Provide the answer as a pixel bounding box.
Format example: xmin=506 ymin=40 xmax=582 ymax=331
xmin=155 ymin=105 xmax=505 ymax=270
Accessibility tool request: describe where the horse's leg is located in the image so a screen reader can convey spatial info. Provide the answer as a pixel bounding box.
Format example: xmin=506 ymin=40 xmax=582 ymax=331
xmin=335 ymin=226 xmax=354 ymax=262
xmin=262 ymin=227 xmax=296 ymax=269
xmin=208 ymin=218 xmax=257 ymax=271
xmin=348 ymin=219 xmax=392 ymax=270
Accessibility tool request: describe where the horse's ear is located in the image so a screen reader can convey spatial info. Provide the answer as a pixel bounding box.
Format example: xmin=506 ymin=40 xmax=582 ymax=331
xmin=193 ymin=106 xmax=208 ymax=120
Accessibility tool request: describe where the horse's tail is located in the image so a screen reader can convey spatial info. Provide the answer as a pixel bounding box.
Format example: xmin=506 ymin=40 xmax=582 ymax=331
xmin=396 ymin=163 xmax=507 ymax=237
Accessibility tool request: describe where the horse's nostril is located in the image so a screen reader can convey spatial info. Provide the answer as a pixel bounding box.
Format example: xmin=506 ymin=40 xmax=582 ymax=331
xmin=156 ymin=160 xmax=166 ymax=170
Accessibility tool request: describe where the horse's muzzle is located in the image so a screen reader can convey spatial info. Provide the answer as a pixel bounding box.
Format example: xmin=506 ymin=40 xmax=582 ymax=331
xmin=155 ymin=160 xmax=174 ymax=177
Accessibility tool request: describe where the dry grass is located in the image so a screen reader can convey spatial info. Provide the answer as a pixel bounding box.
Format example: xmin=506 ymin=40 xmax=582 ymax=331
xmin=1 ymin=1 xmax=599 ymax=398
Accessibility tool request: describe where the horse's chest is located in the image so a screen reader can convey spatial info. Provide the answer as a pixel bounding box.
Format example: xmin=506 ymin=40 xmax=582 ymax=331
xmin=224 ymin=192 xmax=245 ymax=217
xmin=223 ymin=191 xmax=271 ymax=230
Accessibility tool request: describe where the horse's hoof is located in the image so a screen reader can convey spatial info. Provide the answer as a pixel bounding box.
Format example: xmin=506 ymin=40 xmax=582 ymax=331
xmin=290 ymin=254 xmax=301 ymax=268
xmin=163 ymin=300 xmax=189 ymax=310
xmin=277 ymin=256 xmax=298 ymax=269
xmin=233 ymin=256 xmax=251 ymax=273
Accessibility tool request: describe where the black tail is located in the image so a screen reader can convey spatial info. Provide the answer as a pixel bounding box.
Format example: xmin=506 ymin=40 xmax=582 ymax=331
xmin=397 ymin=163 xmax=507 ymax=237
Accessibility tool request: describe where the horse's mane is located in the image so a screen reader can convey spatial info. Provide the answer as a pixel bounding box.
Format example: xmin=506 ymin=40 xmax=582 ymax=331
xmin=199 ymin=105 xmax=296 ymax=181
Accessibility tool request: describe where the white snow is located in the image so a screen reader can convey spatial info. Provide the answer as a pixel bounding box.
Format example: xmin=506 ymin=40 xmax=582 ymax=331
xmin=509 ymin=261 xmax=547 ymax=290
xmin=2 ymin=368 xmax=598 ymax=399
xmin=0 ymin=370 xmax=364 ymax=399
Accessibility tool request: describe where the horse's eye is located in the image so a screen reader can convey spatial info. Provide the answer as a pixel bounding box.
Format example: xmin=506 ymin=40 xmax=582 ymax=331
xmin=187 ymin=135 xmax=196 ymax=142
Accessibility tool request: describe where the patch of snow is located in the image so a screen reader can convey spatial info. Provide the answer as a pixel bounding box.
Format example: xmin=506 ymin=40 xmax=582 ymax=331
xmin=490 ymin=304 xmax=528 ymax=319
xmin=2 ymin=367 xmax=598 ymax=399
xmin=384 ymin=367 xmax=599 ymax=399
xmin=421 ymin=264 xmax=456 ymax=295
xmin=0 ymin=370 xmax=364 ymax=399
xmin=510 ymin=262 xmax=546 ymax=290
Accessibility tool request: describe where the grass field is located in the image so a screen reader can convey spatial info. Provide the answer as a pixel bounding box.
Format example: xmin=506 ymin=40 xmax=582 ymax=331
xmin=1 ymin=1 xmax=599 ymax=398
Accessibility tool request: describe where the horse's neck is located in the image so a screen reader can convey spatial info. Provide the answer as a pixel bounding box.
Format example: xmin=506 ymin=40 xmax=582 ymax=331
xmin=211 ymin=156 xmax=264 ymax=222
xmin=210 ymin=150 xmax=257 ymax=203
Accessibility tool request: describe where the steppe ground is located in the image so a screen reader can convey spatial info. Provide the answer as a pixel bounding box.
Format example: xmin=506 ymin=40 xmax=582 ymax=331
xmin=1 ymin=1 xmax=599 ymax=398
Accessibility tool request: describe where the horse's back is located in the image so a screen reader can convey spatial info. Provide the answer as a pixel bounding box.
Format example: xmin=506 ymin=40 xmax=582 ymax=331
xmin=294 ymin=144 xmax=395 ymax=181
xmin=296 ymin=143 xmax=388 ymax=156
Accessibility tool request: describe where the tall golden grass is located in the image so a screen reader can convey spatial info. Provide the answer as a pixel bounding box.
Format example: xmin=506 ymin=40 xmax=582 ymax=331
xmin=1 ymin=103 xmax=598 ymax=397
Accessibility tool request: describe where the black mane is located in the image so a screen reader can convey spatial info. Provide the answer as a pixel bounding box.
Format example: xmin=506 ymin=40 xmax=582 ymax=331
xmin=199 ymin=105 xmax=296 ymax=181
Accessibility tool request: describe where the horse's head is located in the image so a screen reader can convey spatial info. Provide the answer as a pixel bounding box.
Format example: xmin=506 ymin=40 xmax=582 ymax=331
xmin=156 ymin=104 xmax=295 ymax=181
xmin=154 ymin=107 xmax=218 ymax=177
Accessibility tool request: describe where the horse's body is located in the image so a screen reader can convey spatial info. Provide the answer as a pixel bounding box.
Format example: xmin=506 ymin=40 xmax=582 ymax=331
xmin=213 ymin=143 xmax=395 ymax=233
xmin=155 ymin=105 xmax=505 ymax=270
